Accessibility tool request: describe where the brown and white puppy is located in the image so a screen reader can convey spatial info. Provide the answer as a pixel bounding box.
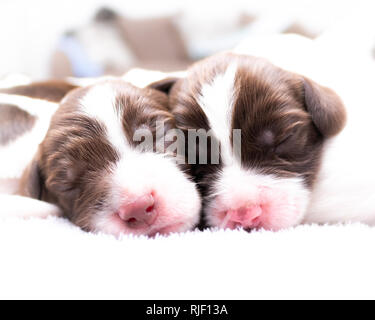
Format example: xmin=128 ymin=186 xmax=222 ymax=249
xmin=0 ymin=81 xmax=77 ymax=218
xmin=1 ymin=79 xmax=201 ymax=237
xmin=151 ymin=52 xmax=346 ymax=231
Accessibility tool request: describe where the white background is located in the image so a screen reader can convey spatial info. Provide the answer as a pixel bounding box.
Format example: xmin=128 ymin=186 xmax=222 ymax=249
xmin=0 ymin=0 xmax=370 ymax=78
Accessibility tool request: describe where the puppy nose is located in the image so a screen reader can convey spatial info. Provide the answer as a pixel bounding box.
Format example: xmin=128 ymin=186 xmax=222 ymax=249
xmin=117 ymin=194 xmax=156 ymax=229
xmin=224 ymin=205 xmax=262 ymax=229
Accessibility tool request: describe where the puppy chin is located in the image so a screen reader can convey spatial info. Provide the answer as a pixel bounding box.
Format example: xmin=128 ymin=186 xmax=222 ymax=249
xmin=92 ymin=214 xmax=193 ymax=238
xmin=205 ymin=165 xmax=310 ymax=231
xmin=90 ymin=151 xmax=201 ymax=237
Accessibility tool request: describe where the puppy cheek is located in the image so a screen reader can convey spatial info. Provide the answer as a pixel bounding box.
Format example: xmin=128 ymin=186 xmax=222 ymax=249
xmin=255 ymin=189 xmax=308 ymax=230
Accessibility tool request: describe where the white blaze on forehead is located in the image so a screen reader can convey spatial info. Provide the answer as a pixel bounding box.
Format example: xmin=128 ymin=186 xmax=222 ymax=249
xmin=80 ymin=83 xmax=128 ymax=153
xmin=197 ymin=63 xmax=238 ymax=165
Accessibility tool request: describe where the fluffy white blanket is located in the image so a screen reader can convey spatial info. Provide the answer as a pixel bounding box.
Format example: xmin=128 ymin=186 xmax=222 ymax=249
xmin=0 ymin=216 xmax=374 ymax=299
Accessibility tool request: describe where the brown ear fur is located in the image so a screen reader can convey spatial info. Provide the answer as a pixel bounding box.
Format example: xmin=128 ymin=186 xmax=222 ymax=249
xmin=303 ymin=77 xmax=346 ymax=137
xmin=18 ymin=152 xmax=43 ymax=200
xmin=0 ymin=80 xmax=78 ymax=103
xmin=148 ymin=77 xmax=179 ymax=95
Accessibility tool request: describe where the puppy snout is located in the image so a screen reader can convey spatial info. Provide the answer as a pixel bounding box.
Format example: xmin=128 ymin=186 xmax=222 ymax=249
xmin=117 ymin=194 xmax=157 ymax=229
xmin=223 ymin=205 xmax=262 ymax=229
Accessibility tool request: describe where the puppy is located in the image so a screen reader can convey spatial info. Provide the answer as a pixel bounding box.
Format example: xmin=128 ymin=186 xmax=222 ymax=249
xmin=1 ymin=79 xmax=201 ymax=237
xmin=151 ymin=50 xmax=348 ymax=231
xmin=0 ymin=81 xmax=77 ymax=218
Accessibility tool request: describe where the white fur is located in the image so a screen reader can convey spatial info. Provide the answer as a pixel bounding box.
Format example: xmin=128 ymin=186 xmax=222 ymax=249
xmin=206 ymin=163 xmax=310 ymax=230
xmin=305 ymin=84 xmax=375 ymax=224
xmin=0 ymin=95 xmax=58 ymax=179
xmin=0 ymin=73 xmax=31 ymax=88
xmin=80 ymin=83 xmax=128 ymax=153
xmin=0 ymin=95 xmax=61 ymax=219
xmin=302 ymin=39 xmax=375 ymax=225
xmin=122 ymin=68 xmax=187 ymax=88
xmin=66 ymin=75 xmax=117 ymax=87
xmin=198 ymin=63 xmax=238 ymax=165
xmin=0 ymin=93 xmax=58 ymax=117
xmin=68 ymin=69 xmax=187 ymax=90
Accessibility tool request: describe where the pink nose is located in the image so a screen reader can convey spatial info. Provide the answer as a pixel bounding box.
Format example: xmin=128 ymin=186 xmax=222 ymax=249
xmin=224 ymin=205 xmax=262 ymax=229
xmin=117 ymin=194 xmax=157 ymax=229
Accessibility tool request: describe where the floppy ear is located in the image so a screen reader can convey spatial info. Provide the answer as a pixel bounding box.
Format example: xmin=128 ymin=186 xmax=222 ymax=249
xmin=10 ymin=153 xmax=62 ymax=218
xmin=303 ymin=77 xmax=346 ymax=137
xmin=148 ymin=77 xmax=179 ymax=95
xmin=18 ymin=152 xmax=44 ymax=200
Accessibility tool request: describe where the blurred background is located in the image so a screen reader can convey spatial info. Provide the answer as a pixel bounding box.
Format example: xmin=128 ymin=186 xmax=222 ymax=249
xmin=0 ymin=0 xmax=373 ymax=80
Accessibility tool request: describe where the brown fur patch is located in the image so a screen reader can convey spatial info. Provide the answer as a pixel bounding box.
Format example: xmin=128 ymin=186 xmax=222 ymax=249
xmin=229 ymin=55 xmax=324 ymax=187
xmin=0 ymin=80 xmax=78 ymax=102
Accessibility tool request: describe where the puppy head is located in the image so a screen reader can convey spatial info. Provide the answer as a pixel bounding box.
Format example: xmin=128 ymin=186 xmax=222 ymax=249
xmin=20 ymin=80 xmax=201 ymax=237
xmin=158 ymin=53 xmax=346 ymax=231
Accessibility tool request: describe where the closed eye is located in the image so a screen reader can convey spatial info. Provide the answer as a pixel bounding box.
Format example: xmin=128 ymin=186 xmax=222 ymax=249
xmin=274 ymin=134 xmax=294 ymax=154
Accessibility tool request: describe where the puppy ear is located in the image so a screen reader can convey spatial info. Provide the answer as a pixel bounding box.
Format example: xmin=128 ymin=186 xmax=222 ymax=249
xmin=0 ymin=80 xmax=78 ymax=103
xmin=148 ymin=78 xmax=179 ymax=95
xmin=303 ymin=77 xmax=346 ymax=137
xmin=18 ymin=152 xmax=44 ymax=200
